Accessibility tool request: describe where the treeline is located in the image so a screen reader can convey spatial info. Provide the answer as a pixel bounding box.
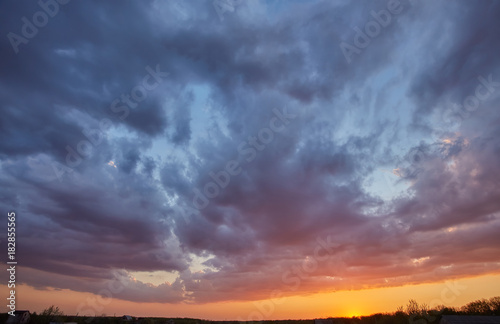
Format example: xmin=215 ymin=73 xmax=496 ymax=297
xmin=330 ymin=296 xmax=500 ymax=324
xmin=2 ymin=296 xmax=499 ymax=324
xmin=396 ymin=296 xmax=500 ymax=318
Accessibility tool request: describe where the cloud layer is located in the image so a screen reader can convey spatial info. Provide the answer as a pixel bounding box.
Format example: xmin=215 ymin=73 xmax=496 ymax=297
xmin=1 ymin=0 xmax=500 ymax=305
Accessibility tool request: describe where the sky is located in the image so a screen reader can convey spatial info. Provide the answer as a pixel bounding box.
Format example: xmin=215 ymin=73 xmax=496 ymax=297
xmin=1 ymin=0 xmax=500 ymax=320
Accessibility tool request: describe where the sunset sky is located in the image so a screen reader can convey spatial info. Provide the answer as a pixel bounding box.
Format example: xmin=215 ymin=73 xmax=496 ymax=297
xmin=1 ymin=0 xmax=500 ymax=320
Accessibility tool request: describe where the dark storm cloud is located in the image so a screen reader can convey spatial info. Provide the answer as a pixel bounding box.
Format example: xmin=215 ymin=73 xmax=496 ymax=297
xmin=1 ymin=0 xmax=499 ymax=305
xmin=407 ymin=1 xmax=500 ymax=124
xmin=169 ymin=93 xmax=193 ymax=146
xmin=0 ymin=0 xmax=172 ymax=160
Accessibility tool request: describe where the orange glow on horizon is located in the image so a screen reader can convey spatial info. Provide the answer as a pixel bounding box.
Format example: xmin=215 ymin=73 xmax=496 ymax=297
xmin=3 ymin=273 xmax=500 ymax=320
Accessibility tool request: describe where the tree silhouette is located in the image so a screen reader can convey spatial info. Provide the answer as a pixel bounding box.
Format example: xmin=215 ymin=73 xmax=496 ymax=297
xmin=461 ymin=299 xmax=492 ymax=315
xmin=488 ymin=296 xmax=500 ymax=315
xmin=41 ymin=305 xmax=64 ymax=317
